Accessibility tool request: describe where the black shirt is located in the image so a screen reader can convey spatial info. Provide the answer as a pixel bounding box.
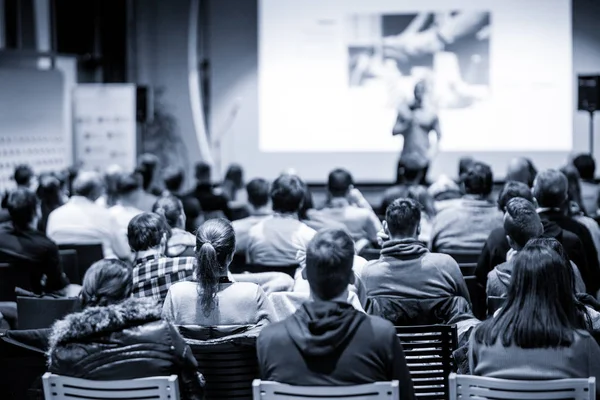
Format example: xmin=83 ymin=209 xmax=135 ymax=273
xmin=189 ymin=184 xmax=232 ymax=220
xmin=0 ymin=223 xmax=69 ymax=294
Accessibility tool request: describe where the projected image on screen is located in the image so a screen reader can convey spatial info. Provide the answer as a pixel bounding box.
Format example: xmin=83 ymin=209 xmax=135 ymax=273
xmin=347 ymin=11 xmax=490 ymax=113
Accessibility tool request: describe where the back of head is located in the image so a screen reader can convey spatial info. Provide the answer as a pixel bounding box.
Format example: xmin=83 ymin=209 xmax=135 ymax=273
xmin=81 ymin=259 xmax=133 ymax=308
xmin=7 ymin=188 xmax=38 ymax=229
xmin=128 ymin=212 xmax=170 ymax=252
xmin=573 ymin=153 xmax=596 ymax=180
xmin=532 ymin=169 xmax=568 ymax=208
xmin=503 ymin=197 xmax=543 ymax=249
xmin=37 ymin=175 xmax=63 ymax=206
xmin=385 ymin=198 xmax=421 ymax=238
xmin=195 ymin=219 xmax=236 ymax=315
xmin=246 ymin=178 xmax=270 ymax=209
xmin=152 ymin=195 xmax=183 ymax=228
xmin=306 ymin=229 xmax=355 ymax=300
xmin=14 ymin=164 xmax=34 ymax=187
xmin=527 ymin=237 xmax=571 ymax=269
xmin=299 ymin=183 xmax=314 ymax=220
xmin=327 ymin=168 xmax=353 ymax=198
xmin=476 ymin=243 xmax=580 ymax=348
xmin=406 ymin=185 xmax=436 ymax=218
xmin=560 ymin=165 xmax=584 ymax=212
xmin=116 ymin=172 xmax=143 ymax=197
xmin=137 ymin=153 xmax=159 ymax=191
xmin=497 ymin=181 xmax=535 ymax=212
xmin=195 ymin=162 xmax=212 ymax=183
xmin=506 ymin=157 xmax=535 ymax=187
xmin=72 ymin=171 xmax=104 ymax=201
xmin=462 ymin=162 xmax=493 ymax=196
xmin=270 ymin=174 xmax=305 ymax=213
xmin=458 ymin=156 xmax=475 ymax=178
xmin=224 ymin=164 xmax=244 ymax=189
xmin=162 ymin=166 xmax=185 ymax=193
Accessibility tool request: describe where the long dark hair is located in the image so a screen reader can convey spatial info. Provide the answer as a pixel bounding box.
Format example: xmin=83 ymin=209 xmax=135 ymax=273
xmin=474 ymin=243 xmax=586 ymax=348
xmin=195 ymin=218 xmax=236 ymax=316
xmin=81 ymin=259 xmax=132 ymax=308
xmin=36 ymin=174 xmax=64 ymax=232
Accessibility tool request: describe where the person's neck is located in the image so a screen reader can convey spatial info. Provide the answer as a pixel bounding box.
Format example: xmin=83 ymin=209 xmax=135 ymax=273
xmin=273 ymin=210 xmax=298 ymax=218
xmin=250 ymin=205 xmax=271 ymax=215
xmin=311 ymin=289 xmax=349 ymax=304
xmin=389 ymin=233 xmax=418 ymax=242
xmin=135 ymin=247 xmax=162 ymax=259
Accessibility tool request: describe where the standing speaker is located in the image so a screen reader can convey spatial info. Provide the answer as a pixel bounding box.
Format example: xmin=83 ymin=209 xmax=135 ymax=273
xmin=136 ymin=86 xmax=154 ymax=123
xmin=578 ymin=75 xmax=600 ymax=112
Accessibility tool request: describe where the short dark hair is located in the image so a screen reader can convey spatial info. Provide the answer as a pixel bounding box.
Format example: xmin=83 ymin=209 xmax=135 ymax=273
xmin=573 ymin=154 xmax=596 ymax=180
xmin=127 ymin=212 xmax=170 ymax=251
xmin=116 ymin=172 xmax=142 ymax=196
xmin=497 ymin=181 xmax=534 ymax=212
xmin=306 ymin=229 xmax=355 ymax=300
xmin=163 ymin=166 xmax=185 ymax=192
xmin=270 ymin=174 xmax=305 ymax=213
xmin=504 ymin=197 xmax=543 ymax=249
xmin=385 ymin=198 xmax=421 ymax=237
xmin=195 ymin=162 xmax=211 ymax=181
xmin=14 ymin=164 xmax=34 ymax=186
xmin=246 ymin=178 xmax=270 ymax=208
xmin=6 ymin=188 xmax=38 ymax=229
xmin=152 ymin=195 xmax=183 ymax=228
xmin=463 ymin=162 xmax=493 ymax=196
xmin=327 ymin=169 xmax=353 ymax=197
xmin=458 ymin=157 xmax=475 ymax=177
xmin=532 ymin=169 xmax=568 ymax=208
xmin=136 ymin=153 xmax=159 ymax=191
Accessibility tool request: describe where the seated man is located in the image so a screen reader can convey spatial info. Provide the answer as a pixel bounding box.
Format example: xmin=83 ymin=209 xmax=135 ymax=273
xmin=162 ymin=166 xmax=203 ymax=233
xmin=309 ymin=169 xmax=381 ymax=245
xmin=129 ymin=213 xmax=195 ymax=301
xmin=430 ymin=162 xmax=503 ymax=252
xmin=573 ymin=153 xmax=599 ymax=216
xmin=257 ymin=229 xmax=415 ymax=400
xmin=47 ymin=171 xmax=130 ymax=260
xmin=246 ymin=174 xmax=316 ymax=265
xmin=488 ymin=197 xmax=585 ymax=298
xmin=533 ymin=169 xmax=600 ymax=295
xmin=188 ymin=162 xmax=231 ymax=220
xmin=362 ymin=198 xmax=471 ymax=325
xmin=232 ymin=178 xmax=272 ymax=256
xmin=0 ymin=189 xmax=74 ymax=296
xmin=475 ymin=181 xmax=535 ymax=291
xmin=109 ymin=172 xmax=146 ymax=257
xmin=1 ymin=164 xmax=38 ymax=209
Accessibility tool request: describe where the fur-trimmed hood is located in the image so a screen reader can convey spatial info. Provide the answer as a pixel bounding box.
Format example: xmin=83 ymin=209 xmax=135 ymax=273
xmin=47 ymin=297 xmax=162 ymax=357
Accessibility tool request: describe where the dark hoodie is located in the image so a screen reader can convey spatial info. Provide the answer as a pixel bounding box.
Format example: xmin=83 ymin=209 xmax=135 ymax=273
xmin=257 ymin=301 xmax=415 ymax=400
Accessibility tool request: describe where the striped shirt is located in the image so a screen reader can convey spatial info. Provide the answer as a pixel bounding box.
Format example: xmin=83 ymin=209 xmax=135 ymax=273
xmin=132 ymin=254 xmax=196 ymax=301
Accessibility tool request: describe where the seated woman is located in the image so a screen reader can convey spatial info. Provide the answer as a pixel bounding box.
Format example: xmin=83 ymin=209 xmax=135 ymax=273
xmin=153 ymin=195 xmax=196 ymax=257
xmin=47 ymin=259 xmax=204 ymax=400
xmin=162 ymin=218 xmax=276 ymax=326
xmin=469 ymin=242 xmax=600 ymax=396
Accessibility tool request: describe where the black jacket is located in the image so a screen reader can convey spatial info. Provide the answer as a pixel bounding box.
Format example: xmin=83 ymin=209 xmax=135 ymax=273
xmin=257 ymin=301 xmax=415 ymax=400
xmin=47 ymin=298 xmax=204 ymax=400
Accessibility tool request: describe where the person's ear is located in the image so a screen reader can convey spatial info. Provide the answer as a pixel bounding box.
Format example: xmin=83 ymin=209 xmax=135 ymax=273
xmin=383 ymin=220 xmax=390 ymax=235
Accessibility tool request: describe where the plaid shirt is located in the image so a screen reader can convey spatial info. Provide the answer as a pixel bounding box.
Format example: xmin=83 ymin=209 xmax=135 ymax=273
xmin=132 ymin=254 xmax=196 ymax=301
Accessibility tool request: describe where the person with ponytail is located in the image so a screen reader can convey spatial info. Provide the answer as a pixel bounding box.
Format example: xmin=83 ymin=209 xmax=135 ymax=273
xmin=153 ymin=195 xmax=196 ymax=257
xmin=162 ymin=218 xmax=276 ymax=326
xmin=47 ymin=259 xmax=205 ymax=400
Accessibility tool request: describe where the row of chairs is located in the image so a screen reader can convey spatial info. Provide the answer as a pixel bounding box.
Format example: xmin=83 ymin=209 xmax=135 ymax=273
xmin=42 ymin=373 xmax=597 ymax=400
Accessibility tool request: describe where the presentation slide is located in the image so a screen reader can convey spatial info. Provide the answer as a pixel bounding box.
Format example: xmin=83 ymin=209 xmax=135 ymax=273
xmin=257 ymin=0 xmax=572 ymax=182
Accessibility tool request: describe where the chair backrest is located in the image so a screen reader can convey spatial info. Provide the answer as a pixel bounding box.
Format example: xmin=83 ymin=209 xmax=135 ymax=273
xmin=242 ymin=264 xmax=299 ymax=278
xmin=42 ymin=373 xmax=180 ymax=400
xmin=448 ymin=373 xmax=595 ymax=400
xmin=396 ymin=325 xmax=458 ymax=400
xmin=190 ymin=341 xmax=259 ymax=399
xmin=444 ymin=251 xmax=480 ymax=264
xmin=458 ymin=263 xmax=476 ymax=276
xmin=487 ymin=296 xmax=505 ymax=316
xmin=0 ymin=262 xmax=33 ymax=301
xmin=57 ymin=244 xmax=103 ymax=282
xmin=59 ymin=250 xmax=80 ymax=285
xmin=16 ymin=297 xmax=80 ymax=330
xmin=252 ymin=380 xmax=399 ymax=399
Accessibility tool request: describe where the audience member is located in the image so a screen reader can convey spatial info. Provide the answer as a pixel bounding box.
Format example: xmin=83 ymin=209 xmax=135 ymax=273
xmin=247 ymin=174 xmax=316 ymax=265
xmin=129 ymin=213 xmax=195 ymax=301
xmin=0 ymin=188 xmax=73 ymax=295
xmin=257 ymin=229 xmax=415 ymax=400
xmin=487 ymin=198 xmax=585 ymax=298
xmin=153 ymin=195 xmax=195 ymax=258
xmin=108 ymin=172 xmax=145 ymax=254
xmin=136 ymin=153 xmax=163 ymax=196
xmin=572 ymin=153 xmax=599 ymax=216
xmin=533 ymin=169 xmax=600 ymax=295
xmin=475 ymin=181 xmax=535 ymax=292
xmin=124 ymin=166 xmax=158 ymax=212
xmin=36 ymin=174 xmax=65 ymax=233
xmin=222 ymin=163 xmax=246 ymax=203
xmin=428 ymin=174 xmax=463 ymax=205
xmin=1 ymin=164 xmax=38 ymax=209
xmin=505 ymin=157 xmax=537 ymax=188
xmin=47 ymin=259 xmax=204 ymax=400
xmin=430 ymin=162 xmax=503 ymax=252
xmin=162 ymin=166 xmax=203 ymax=233
xmin=162 ymin=218 xmax=275 ymax=325
xmin=47 ymin=171 xmax=130 ymax=260
xmin=189 ymin=161 xmax=232 ymax=220
xmin=298 ymin=183 xmax=348 ymax=233
xmin=232 ymin=178 xmax=272 ymax=256
xmin=469 ymin=243 xmax=600 ymax=397
xmin=95 ymin=164 xmax=123 ymax=208
xmin=308 ymin=169 xmax=381 ymax=245
xmin=362 ymin=198 xmax=471 ymax=326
